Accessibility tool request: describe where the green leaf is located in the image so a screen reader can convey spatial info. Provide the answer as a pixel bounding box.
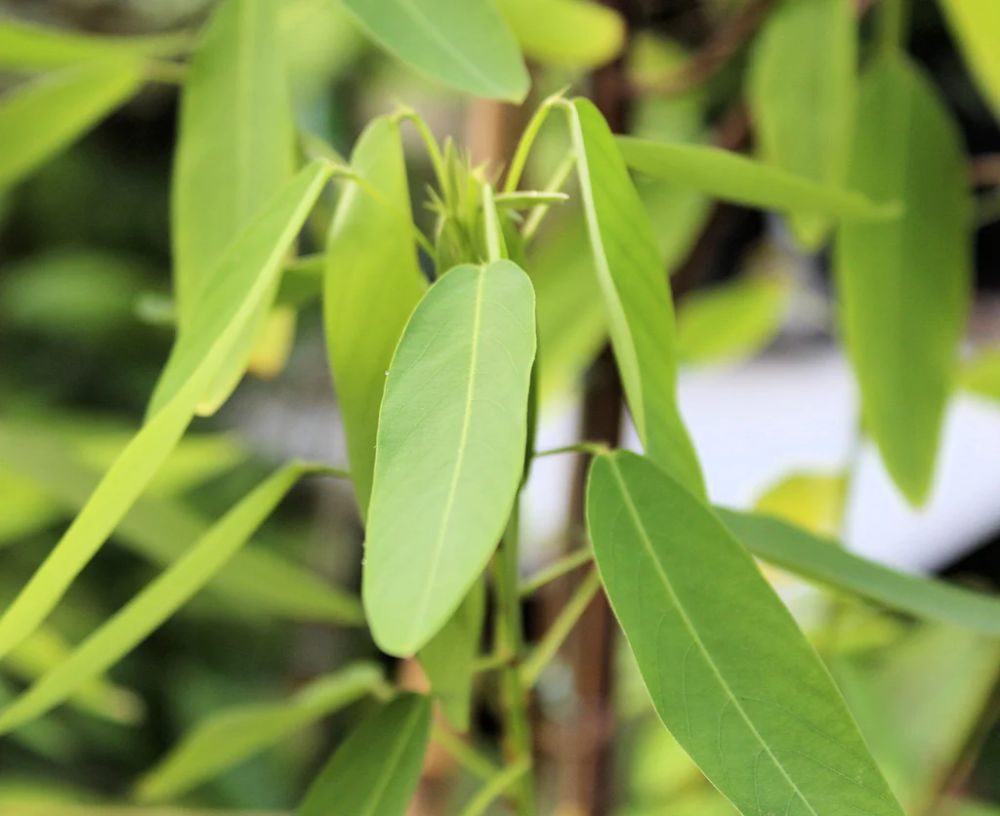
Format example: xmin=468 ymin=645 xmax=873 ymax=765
xmin=418 ymin=579 xmax=485 ymax=731
xmin=495 ymin=0 xmax=624 ymax=69
xmin=0 ymin=58 xmax=143 ymax=190
xmin=938 ymin=0 xmax=1000 ymax=123
xmin=340 ymin=0 xmax=528 ymax=101
xmin=748 ymin=0 xmax=856 ymax=249
xmin=752 ymin=471 xmax=847 ymax=536
xmin=617 ymin=136 xmax=893 ymax=222
xmin=961 ymin=347 xmax=1000 ymax=402
xmin=835 ymin=56 xmax=971 ymax=505
xmin=170 ymin=0 xmax=296 ymax=414
xmin=0 ymin=462 xmax=327 ymax=736
xmin=297 ymin=693 xmax=431 ymax=816
xmin=0 ymin=161 xmax=330 ymax=662
xmin=325 ymin=117 xmax=426 ymax=517
xmin=717 ymin=509 xmax=1000 ymax=638
xmin=364 ymin=261 xmax=536 ymax=657
xmin=587 ymin=450 xmax=904 ymax=816
xmin=565 ymin=98 xmax=704 ymax=494
xmin=136 ymin=662 xmax=382 ymax=802
xmin=676 ymin=274 xmax=791 ymax=366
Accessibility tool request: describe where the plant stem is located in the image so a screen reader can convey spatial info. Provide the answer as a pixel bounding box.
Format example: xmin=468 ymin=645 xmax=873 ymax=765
xmin=533 ymin=441 xmax=610 ymax=459
xmin=481 ymin=184 xmax=506 ymax=263
xmin=878 ymin=0 xmax=907 ymax=55
xmin=519 ymin=549 xmax=594 ymax=598
xmin=503 ymin=91 xmax=565 ymax=194
xmin=521 ymin=153 xmax=577 ymax=241
xmin=459 ymin=757 xmax=532 ymax=816
xmin=433 ymin=725 xmax=499 ymax=781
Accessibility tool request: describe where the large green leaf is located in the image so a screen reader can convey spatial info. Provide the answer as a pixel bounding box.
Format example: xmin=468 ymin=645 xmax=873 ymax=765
xmin=169 ymin=0 xmax=295 ymax=414
xmin=496 ymin=0 xmax=623 ymax=69
xmin=587 ymin=451 xmax=904 ymax=816
xmin=364 ymin=261 xmax=536 ymax=657
xmin=717 ymin=509 xmax=1000 ymax=637
xmin=0 ymin=58 xmax=143 ymax=190
xmin=748 ymin=0 xmax=856 ymax=248
xmin=835 ymin=56 xmax=971 ymax=505
xmin=136 ymin=663 xmax=382 ymax=802
xmin=297 ymin=693 xmax=431 ymax=816
xmin=938 ymin=0 xmax=1000 ymax=123
xmin=340 ymin=0 xmax=528 ymax=101
xmin=0 ymin=462 xmax=330 ymax=736
xmin=565 ymin=98 xmax=704 ymax=494
xmin=617 ymin=136 xmax=891 ymax=222
xmin=325 ymin=117 xmax=425 ymax=517
xmin=0 ymin=161 xmax=330 ymax=662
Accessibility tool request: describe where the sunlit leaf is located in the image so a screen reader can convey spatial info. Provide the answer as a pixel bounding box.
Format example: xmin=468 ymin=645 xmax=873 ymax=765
xmin=961 ymin=347 xmax=1000 ymax=403
xmin=246 ymin=306 xmax=297 ymax=379
xmin=0 ymin=58 xmax=143 ymax=190
xmin=752 ymin=470 xmax=846 ymax=536
xmin=587 ymin=451 xmax=904 ymax=816
xmin=835 ymin=56 xmax=971 ymax=505
xmin=325 ymin=117 xmax=425 ymax=517
xmin=938 ymin=0 xmax=1000 ymax=123
xmin=136 ymin=663 xmax=382 ymax=802
xmin=297 ymin=693 xmax=431 ymax=816
xmin=364 ymin=261 xmax=536 ymax=657
xmin=340 ymin=0 xmax=528 ymax=101
xmin=496 ymin=0 xmax=624 ymax=69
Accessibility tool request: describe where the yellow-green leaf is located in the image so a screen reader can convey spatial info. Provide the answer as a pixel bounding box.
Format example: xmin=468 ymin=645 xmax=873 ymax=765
xmin=961 ymin=347 xmax=1000 ymax=402
xmin=496 ymin=0 xmax=624 ymax=69
xmin=752 ymin=470 xmax=846 ymax=535
xmin=938 ymin=0 xmax=1000 ymax=123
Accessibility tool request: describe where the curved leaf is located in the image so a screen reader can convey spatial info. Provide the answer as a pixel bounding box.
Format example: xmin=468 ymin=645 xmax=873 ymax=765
xmin=587 ymin=450 xmax=904 ymax=816
xmin=496 ymin=0 xmax=624 ymax=69
xmin=752 ymin=471 xmax=847 ymax=536
xmin=364 ymin=261 xmax=536 ymax=656
xmin=297 ymin=693 xmax=431 ymax=816
xmin=938 ymin=0 xmax=1000 ymax=123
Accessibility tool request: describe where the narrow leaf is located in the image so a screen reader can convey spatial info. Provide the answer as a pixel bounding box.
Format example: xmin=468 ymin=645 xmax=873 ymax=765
xmin=938 ymin=0 xmax=1000 ymax=123
xmin=587 ymin=450 xmax=904 ymax=816
xmin=340 ymin=0 xmax=528 ymax=101
xmin=297 ymin=694 xmax=431 ymax=816
xmin=364 ymin=261 xmax=536 ymax=656
xmin=496 ymin=0 xmax=624 ymax=69
xmin=835 ymin=56 xmax=971 ymax=505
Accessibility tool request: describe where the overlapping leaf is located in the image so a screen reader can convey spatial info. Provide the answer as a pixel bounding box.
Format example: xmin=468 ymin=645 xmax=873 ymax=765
xmin=496 ymin=0 xmax=623 ymax=69
xmin=938 ymin=0 xmax=1000 ymax=123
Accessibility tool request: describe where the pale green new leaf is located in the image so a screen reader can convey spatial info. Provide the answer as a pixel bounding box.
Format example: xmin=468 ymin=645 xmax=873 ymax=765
xmin=617 ymin=136 xmax=892 ymax=221
xmin=748 ymin=0 xmax=856 ymax=249
xmin=587 ymin=451 xmax=904 ymax=816
xmin=364 ymin=261 xmax=536 ymax=657
xmin=836 ymin=56 xmax=971 ymax=505
xmin=340 ymin=0 xmax=528 ymax=101
xmin=565 ymin=98 xmax=704 ymax=494
xmin=496 ymin=0 xmax=624 ymax=69
xmin=752 ymin=471 xmax=846 ymax=536
xmin=961 ymin=347 xmax=1000 ymax=402
xmin=170 ymin=0 xmax=295 ymax=413
xmin=938 ymin=0 xmax=1000 ymax=123
xmin=137 ymin=663 xmax=382 ymax=802
xmin=0 ymin=161 xmax=330 ymax=662
xmin=325 ymin=117 xmax=425 ymax=517
xmin=0 ymin=462 xmax=326 ymax=736
xmin=298 ymin=693 xmax=431 ymax=816
xmin=0 ymin=58 xmax=143 ymax=190
xmin=717 ymin=509 xmax=1000 ymax=638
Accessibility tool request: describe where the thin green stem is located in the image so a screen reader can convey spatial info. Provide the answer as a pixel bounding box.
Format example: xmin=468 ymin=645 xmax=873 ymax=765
xmin=518 ymin=548 xmax=593 ymax=598
xmin=520 ymin=569 xmax=601 ymax=689
xmin=433 ymin=725 xmax=499 ymax=781
xmin=481 ymin=184 xmax=506 ymax=263
xmin=473 ymin=648 xmax=515 ymax=673
xmin=521 ymin=153 xmax=577 ymax=241
xmin=533 ymin=441 xmax=610 ymax=459
xmin=503 ymin=90 xmax=567 ymax=194
xmin=458 ymin=757 xmax=532 ymax=816
xmin=394 ymin=108 xmax=448 ymax=193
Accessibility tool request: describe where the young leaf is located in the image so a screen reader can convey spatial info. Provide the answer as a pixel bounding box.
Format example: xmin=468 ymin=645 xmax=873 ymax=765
xmin=325 ymin=117 xmax=426 ymax=517
xmin=565 ymin=98 xmax=704 ymax=495
xmin=136 ymin=663 xmax=383 ymax=802
xmin=835 ymin=56 xmax=971 ymax=505
xmin=0 ymin=58 xmax=143 ymax=190
xmin=0 ymin=462 xmax=328 ymax=736
xmin=587 ymin=451 xmax=904 ymax=816
xmin=0 ymin=161 xmax=330 ymax=662
xmin=748 ymin=0 xmax=857 ymax=248
xmin=938 ymin=0 xmax=1000 ymax=123
xmin=752 ymin=470 xmax=847 ymax=536
xmin=617 ymin=136 xmax=892 ymax=222
xmin=717 ymin=509 xmax=1000 ymax=637
xmin=340 ymin=0 xmax=528 ymax=101
xmin=495 ymin=0 xmax=624 ymax=69
xmin=171 ymin=0 xmax=295 ymax=413
xmin=364 ymin=261 xmax=536 ymax=657
xmin=418 ymin=579 xmax=485 ymax=731
xmin=297 ymin=694 xmax=431 ymax=816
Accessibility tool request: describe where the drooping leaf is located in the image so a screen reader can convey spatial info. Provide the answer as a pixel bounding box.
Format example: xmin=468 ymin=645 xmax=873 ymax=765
xmin=617 ymin=136 xmax=892 ymax=222
xmin=325 ymin=117 xmax=426 ymax=517
xmin=587 ymin=451 xmax=904 ymax=816
xmin=0 ymin=161 xmax=330 ymax=662
xmin=0 ymin=462 xmax=329 ymax=736
xmin=961 ymin=347 xmax=1000 ymax=403
xmin=748 ymin=0 xmax=856 ymax=248
xmin=835 ymin=56 xmax=971 ymax=505
xmin=364 ymin=261 xmax=536 ymax=657
xmin=418 ymin=578 xmax=485 ymax=731
xmin=938 ymin=0 xmax=1000 ymax=123
xmin=170 ymin=0 xmax=296 ymax=413
xmin=0 ymin=58 xmax=143 ymax=190
xmin=717 ymin=509 xmax=1000 ymax=638
xmin=340 ymin=0 xmax=528 ymax=101
xmin=752 ymin=470 xmax=847 ymax=536
xmin=297 ymin=694 xmax=431 ymax=816
xmin=495 ymin=0 xmax=624 ymax=69
xmin=136 ymin=663 xmax=382 ymax=802
xmin=565 ymin=98 xmax=704 ymax=494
